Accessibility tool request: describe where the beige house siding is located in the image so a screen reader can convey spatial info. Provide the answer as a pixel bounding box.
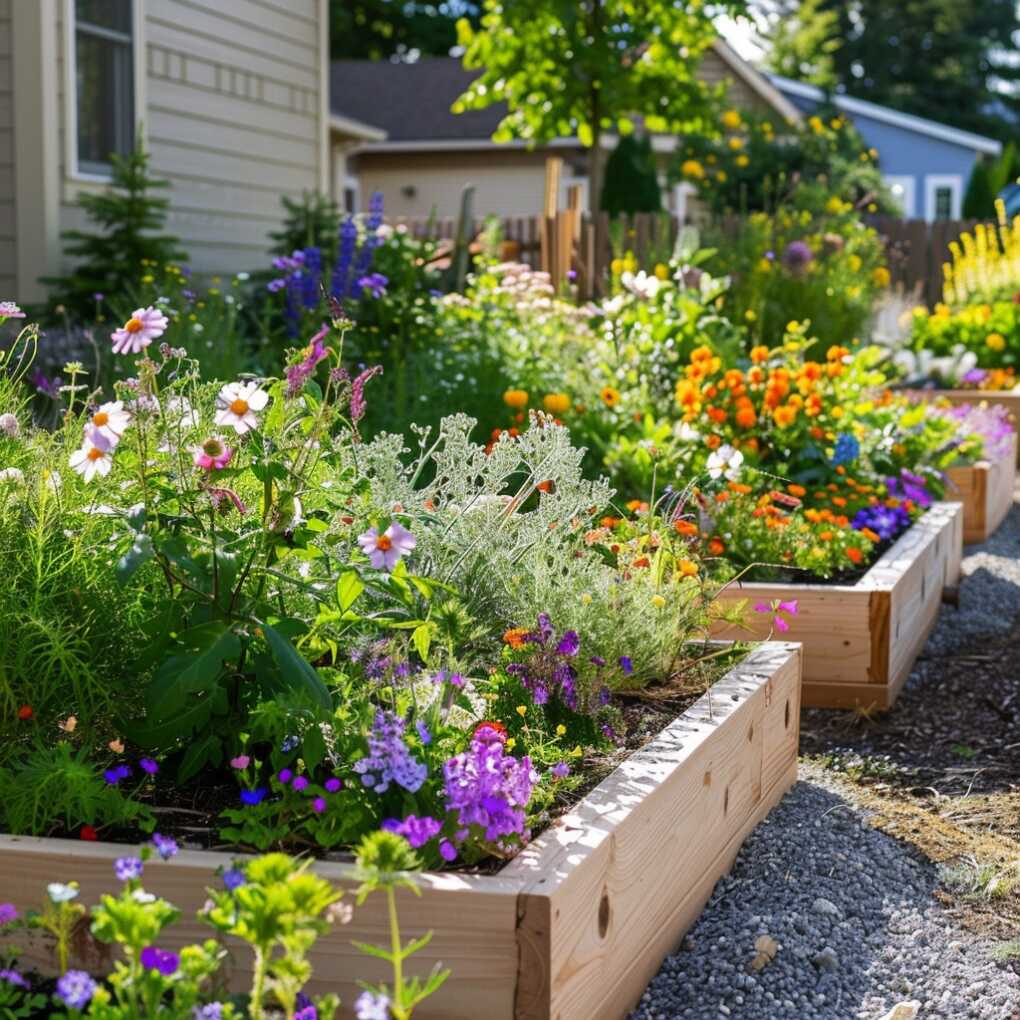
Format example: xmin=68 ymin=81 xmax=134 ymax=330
xmin=0 ymin=0 xmax=15 ymax=297
xmin=6 ymin=0 xmax=328 ymax=300
xmin=355 ymin=149 xmax=588 ymax=220
xmin=699 ymin=48 xmax=783 ymax=118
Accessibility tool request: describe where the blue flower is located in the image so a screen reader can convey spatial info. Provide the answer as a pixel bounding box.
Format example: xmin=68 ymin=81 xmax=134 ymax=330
xmin=55 ymin=970 xmax=96 ymax=1010
xmin=240 ymin=788 xmax=267 ymax=806
xmin=831 ymin=433 xmax=860 ymax=466
xmin=114 ymin=857 xmax=143 ymax=882
xmin=222 ymin=868 xmax=246 ymax=891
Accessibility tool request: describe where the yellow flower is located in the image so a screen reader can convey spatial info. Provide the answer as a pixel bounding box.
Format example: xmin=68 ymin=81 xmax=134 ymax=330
xmin=721 ymin=109 xmax=742 ymax=130
xmin=505 ymin=737 xmax=516 ymax=750
xmin=716 ymin=170 xmax=727 ymax=183
xmin=542 ymin=392 xmax=571 ymax=415
xmin=830 ymin=118 xmax=842 ymax=130
xmin=987 ymin=332 xmax=1006 ymax=352
xmin=580 ymin=592 xmax=592 ymax=605
xmin=808 ymin=115 xmax=825 ymax=134
xmin=555 ymin=724 xmax=567 ymax=736
xmin=678 ymin=559 xmax=698 ymax=578
xmin=872 ymin=266 xmax=891 ymax=288
xmin=610 ymin=258 xmax=625 ymax=275
xmin=869 ymin=148 xmax=878 ymax=159
xmin=786 ymin=320 xmax=800 ymax=333
xmin=825 ymin=196 xmax=845 ymax=215
xmin=848 ymin=254 xmax=862 ymax=273
xmin=727 ymin=136 xmax=744 ymax=151
xmin=867 ymin=203 xmax=877 ymax=213
xmin=503 ymin=388 xmax=529 ymax=409
xmin=570 ymin=744 xmax=583 ymax=758
xmin=654 ymin=263 xmax=670 ymax=280
xmin=735 ymin=154 xmax=749 ymax=168
xmin=744 ymin=309 xmax=757 ymax=322
xmin=516 ymin=705 xmax=527 ymax=717
xmin=757 ymin=257 xmax=772 ymax=272
xmin=141 ymin=274 xmax=154 ymax=284
xmin=651 ymin=593 xmax=666 ymax=608
xmin=681 ymin=159 xmax=705 ymax=179
xmin=600 ymin=386 xmax=621 ymax=407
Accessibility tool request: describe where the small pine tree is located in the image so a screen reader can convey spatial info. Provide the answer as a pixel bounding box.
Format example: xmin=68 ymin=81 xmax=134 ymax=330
xmin=269 ymin=191 xmax=342 ymax=265
xmin=963 ymin=159 xmax=996 ymax=219
xmin=600 ymin=134 xmax=662 ymax=218
xmin=44 ymin=140 xmax=188 ymax=319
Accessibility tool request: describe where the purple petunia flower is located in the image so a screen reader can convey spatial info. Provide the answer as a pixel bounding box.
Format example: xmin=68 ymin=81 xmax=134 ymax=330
xmin=381 ymin=814 xmax=442 ymax=849
xmin=439 ymin=839 xmax=457 ymax=862
xmin=151 ymin=833 xmax=178 ymax=861
xmin=140 ymin=946 xmax=179 ymax=976
xmin=222 ymin=868 xmax=246 ymax=891
xmin=551 ymin=761 xmax=570 ymax=780
xmin=555 ymin=631 xmax=580 ymax=657
xmin=56 ymin=970 xmax=96 ymax=1009
xmin=114 ymin=857 xmax=143 ymax=882
xmin=0 ymin=969 xmax=27 ymax=988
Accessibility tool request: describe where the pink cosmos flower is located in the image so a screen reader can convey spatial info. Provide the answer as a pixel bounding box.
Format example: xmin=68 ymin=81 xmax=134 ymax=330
xmin=69 ymin=426 xmax=113 ymax=483
xmin=0 ymin=301 xmax=25 ymax=320
xmin=357 ymin=521 xmax=416 ymax=571
xmin=111 ymin=306 xmax=169 ymax=355
xmin=230 ymin=756 xmax=250 ymax=769
xmin=754 ymin=598 xmax=799 ymax=633
xmin=192 ymin=436 xmax=234 ymax=471
xmin=88 ymin=400 xmax=131 ymax=446
xmin=214 ymin=381 xmax=268 ymax=434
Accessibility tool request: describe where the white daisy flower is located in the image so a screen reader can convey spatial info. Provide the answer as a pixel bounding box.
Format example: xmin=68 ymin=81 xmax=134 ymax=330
xmin=706 ymin=444 xmax=744 ymax=481
xmin=87 ymin=400 xmax=131 ymax=446
xmin=69 ymin=427 xmax=113 ymax=483
xmin=214 ymin=381 xmax=268 ymax=434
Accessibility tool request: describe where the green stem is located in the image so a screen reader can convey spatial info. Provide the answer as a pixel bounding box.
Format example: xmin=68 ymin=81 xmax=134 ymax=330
xmin=388 ymin=886 xmax=405 ymax=1017
xmin=250 ymin=945 xmax=268 ymax=1020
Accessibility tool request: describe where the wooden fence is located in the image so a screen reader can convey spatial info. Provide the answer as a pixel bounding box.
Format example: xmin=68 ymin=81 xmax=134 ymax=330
xmin=393 ymin=211 xmax=978 ymax=307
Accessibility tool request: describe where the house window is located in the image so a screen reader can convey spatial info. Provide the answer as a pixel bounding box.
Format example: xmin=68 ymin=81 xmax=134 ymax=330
xmin=73 ymin=0 xmax=135 ymax=175
xmin=924 ymin=174 xmax=962 ymax=223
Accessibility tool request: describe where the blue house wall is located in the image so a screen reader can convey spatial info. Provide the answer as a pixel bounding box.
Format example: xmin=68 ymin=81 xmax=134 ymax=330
xmin=781 ymin=91 xmax=985 ymax=220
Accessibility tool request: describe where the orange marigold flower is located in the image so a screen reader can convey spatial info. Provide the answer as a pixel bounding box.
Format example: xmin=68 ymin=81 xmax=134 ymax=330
xmin=542 ymin=393 xmax=571 ymax=415
xmin=503 ymin=628 xmax=530 ymax=648
xmin=678 ymin=559 xmax=699 ymax=577
xmin=708 ymin=537 xmax=726 ymax=555
xmin=846 ymin=546 xmax=863 ymax=565
xmin=674 ymin=519 xmax=699 ymax=536
xmin=832 ymin=496 xmax=847 ymax=507
xmin=503 ymin=389 xmax=529 ymax=409
xmin=819 ymin=530 xmax=834 ymax=541
xmin=537 ymin=480 xmax=554 ymax=493
xmin=750 ymin=345 xmax=770 ymax=364
xmin=627 ymin=500 xmax=648 ymax=513
xmin=17 ymin=704 xmax=33 ymax=721
xmin=705 ymin=434 xmax=721 ymax=449
xmin=716 ymin=491 xmax=730 ymax=503
xmin=633 ymin=556 xmax=651 ymax=568
xmin=735 ymin=406 xmax=757 ymax=428
xmin=787 ymin=484 xmax=807 ymax=497
xmin=773 ymin=404 xmax=797 ymax=428
xmin=600 ymin=386 xmax=621 ymax=407
xmin=860 ymin=527 xmax=880 ymax=542
xmin=601 ymin=516 xmax=622 ymax=529
xmin=707 ymin=406 xmax=727 ymax=424
xmin=728 ymin=481 xmax=753 ymax=494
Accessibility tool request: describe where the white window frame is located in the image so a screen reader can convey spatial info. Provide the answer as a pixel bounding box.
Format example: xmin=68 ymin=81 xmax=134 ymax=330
xmin=924 ymin=173 xmax=963 ymax=222
xmin=882 ymin=174 xmax=916 ymax=218
xmin=63 ymin=0 xmax=147 ymax=183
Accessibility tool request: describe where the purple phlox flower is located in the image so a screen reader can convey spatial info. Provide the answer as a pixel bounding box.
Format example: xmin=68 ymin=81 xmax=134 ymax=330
xmin=278 ymin=768 xmax=294 ymax=785
xmin=782 ymin=240 xmax=813 ymax=271
xmin=139 ymin=757 xmax=159 ymax=775
xmin=353 ymin=710 xmax=427 ymax=794
xmin=56 ymin=970 xmax=96 ymax=1010
xmin=416 ymin=720 xmax=431 ymax=745
xmin=443 ymin=734 xmax=537 ymax=847
xmin=619 ymin=655 xmax=633 ymax=675
xmin=962 ymin=367 xmax=989 ymax=385
xmin=886 ymin=469 xmax=932 ymax=508
xmin=114 ymin=856 xmax=143 ymax=882
xmin=555 ymin=631 xmax=580 ymax=657
xmin=140 ymin=946 xmax=179 ymax=975
xmin=312 ymin=796 xmax=327 ymax=813
xmin=393 ymin=660 xmax=411 ymax=678
xmin=449 ymin=672 xmax=464 ymax=688
xmin=0 ymin=969 xmax=27 ymax=988
xmin=350 ymin=364 xmax=383 ymax=423
xmin=193 ymin=1004 xmax=225 ymax=1020
xmin=598 ymin=685 xmax=611 ymax=706
xmin=551 ymin=761 xmax=570 ymax=780
xmin=357 ymin=272 xmax=389 ymax=299
xmin=0 ymin=903 xmax=17 ymax=925
xmin=240 ymin=787 xmax=268 ymax=806
xmin=324 ymin=776 xmax=343 ymax=793
xmin=104 ymin=763 xmax=132 ymax=786
xmin=30 ymin=369 xmax=61 ymax=398
xmin=151 ymin=833 xmax=178 ymax=860
xmin=439 ymin=839 xmax=457 ymax=862
xmin=357 ymin=519 xmax=416 ymax=571
xmin=355 ymin=990 xmax=391 ymax=1020
xmin=381 ymin=813 xmax=442 ymax=849
xmin=292 ymin=775 xmax=309 ymax=792
xmin=222 ymin=868 xmax=246 ymax=891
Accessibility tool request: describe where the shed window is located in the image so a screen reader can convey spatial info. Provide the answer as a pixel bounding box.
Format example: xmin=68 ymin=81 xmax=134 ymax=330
xmin=74 ymin=0 xmax=135 ymax=174
xmin=933 ymin=186 xmax=954 ymax=221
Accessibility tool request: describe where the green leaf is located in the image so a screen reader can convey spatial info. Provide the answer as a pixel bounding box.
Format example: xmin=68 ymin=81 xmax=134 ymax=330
xmin=145 ymin=625 xmax=240 ymax=718
xmin=577 ymin=122 xmax=594 ymax=147
xmin=262 ymin=624 xmax=332 ymax=709
xmin=116 ymin=534 xmax=154 ymax=583
xmin=337 ymin=571 xmax=365 ymax=612
xmin=178 ymin=733 xmax=222 ymax=783
xmin=351 ymin=941 xmax=394 ymax=962
xmin=412 ymin=622 xmax=432 ymax=661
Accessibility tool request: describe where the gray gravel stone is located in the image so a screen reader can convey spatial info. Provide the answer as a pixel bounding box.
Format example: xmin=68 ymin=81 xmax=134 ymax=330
xmin=630 ymin=503 xmax=1020 ymax=1020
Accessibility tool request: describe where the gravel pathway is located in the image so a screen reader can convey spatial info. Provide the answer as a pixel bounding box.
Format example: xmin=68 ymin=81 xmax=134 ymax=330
xmin=632 ymin=502 xmax=1020 ymax=1020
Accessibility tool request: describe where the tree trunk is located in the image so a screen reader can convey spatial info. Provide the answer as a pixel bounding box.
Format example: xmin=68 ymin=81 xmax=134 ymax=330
xmin=589 ymin=130 xmax=603 ymax=216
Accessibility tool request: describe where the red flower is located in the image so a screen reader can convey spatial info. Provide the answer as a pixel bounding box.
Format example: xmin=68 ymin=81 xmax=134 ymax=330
xmin=17 ymin=704 xmax=32 ymax=721
xmin=473 ymin=720 xmax=508 ymax=743
xmin=79 ymin=825 xmax=98 ymax=841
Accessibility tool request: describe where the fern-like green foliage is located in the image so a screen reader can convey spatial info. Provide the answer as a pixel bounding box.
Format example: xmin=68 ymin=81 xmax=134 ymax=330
xmin=43 ymin=139 xmax=188 ymax=320
xmin=269 ymin=191 xmax=342 ymax=265
xmin=0 ymin=743 xmax=154 ymax=835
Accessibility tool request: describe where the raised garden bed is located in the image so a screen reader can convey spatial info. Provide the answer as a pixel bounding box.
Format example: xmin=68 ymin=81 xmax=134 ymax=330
xmin=0 ymin=642 xmax=801 ymax=1020
xmin=914 ymin=389 xmax=1020 ymax=462
xmin=712 ymin=503 xmax=963 ymax=711
xmin=945 ymin=431 xmax=1017 ymax=543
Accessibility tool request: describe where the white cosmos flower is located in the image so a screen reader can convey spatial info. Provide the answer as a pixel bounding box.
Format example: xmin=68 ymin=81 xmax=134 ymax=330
xmin=69 ymin=427 xmax=113 ymax=482
xmin=87 ymin=400 xmax=131 ymax=446
xmin=0 ymin=467 xmax=24 ymax=484
xmin=214 ymin=381 xmax=268 ymax=434
xmin=620 ymin=270 xmax=664 ymax=301
xmin=675 ymin=421 xmax=701 ymax=442
xmin=706 ymin=444 xmax=744 ymax=481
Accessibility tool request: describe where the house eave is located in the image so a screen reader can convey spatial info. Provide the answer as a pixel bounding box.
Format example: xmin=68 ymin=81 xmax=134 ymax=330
xmin=329 ymin=113 xmax=388 ymax=143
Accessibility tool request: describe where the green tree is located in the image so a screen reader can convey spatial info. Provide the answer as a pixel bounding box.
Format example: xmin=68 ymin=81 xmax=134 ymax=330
xmin=963 ymin=160 xmax=995 ymax=220
xmin=453 ymin=0 xmax=746 ymax=212
xmin=757 ymin=0 xmax=1020 ymax=142
xmin=44 ymin=141 xmax=187 ymax=319
xmin=330 ymin=0 xmax=480 ymax=60
xmin=601 ymin=134 xmax=661 ymax=217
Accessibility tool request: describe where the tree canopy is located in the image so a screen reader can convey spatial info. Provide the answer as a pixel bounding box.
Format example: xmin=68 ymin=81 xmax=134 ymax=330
xmin=452 ymin=0 xmax=747 ymax=211
xmin=330 ymin=0 xmax=480 ymax=61
xmin=757 ymin=0 xmax=1020 ymax=141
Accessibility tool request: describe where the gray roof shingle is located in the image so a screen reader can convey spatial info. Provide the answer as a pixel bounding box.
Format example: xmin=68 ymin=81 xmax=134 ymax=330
xmin=330 ymin=57 xmax=507 ymax=141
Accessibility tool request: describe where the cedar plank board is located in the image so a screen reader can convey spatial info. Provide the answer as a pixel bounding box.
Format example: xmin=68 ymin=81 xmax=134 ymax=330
xmin=945 ymin=432 xmax=1017 ymax=543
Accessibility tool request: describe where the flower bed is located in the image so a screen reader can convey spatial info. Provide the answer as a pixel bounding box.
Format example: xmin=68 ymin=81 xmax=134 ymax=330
xmin=0 ymin=642 xmax=801 ymax=1020
xmin=712 ymin=504 xmax=962 ymax=710
xmin=915 ymin=389 xmax=1020 ymax=463
xmin=946 ymin=429 xmax=1017 ymax=542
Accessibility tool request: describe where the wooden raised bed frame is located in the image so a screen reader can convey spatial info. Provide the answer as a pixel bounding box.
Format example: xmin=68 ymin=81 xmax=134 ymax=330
xmin=0 ymin=643 xmax=801 ymax=1020
xmin=912 ymin=388 xmax=1020 ymax=463
xmin=945 ymin=431 xmax=1017 ymax=543
xmin=713 ymin=503 xmax=963 ymax=711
